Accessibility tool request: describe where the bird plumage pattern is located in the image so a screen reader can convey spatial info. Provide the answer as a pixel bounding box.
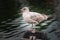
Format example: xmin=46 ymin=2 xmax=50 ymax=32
xmin=21 ymin=7 xmax=49 ymax=25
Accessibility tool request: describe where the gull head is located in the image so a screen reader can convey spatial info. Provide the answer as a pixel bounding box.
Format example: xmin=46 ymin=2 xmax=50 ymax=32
xmin=21 ymin=7 xmax=29 ymax=12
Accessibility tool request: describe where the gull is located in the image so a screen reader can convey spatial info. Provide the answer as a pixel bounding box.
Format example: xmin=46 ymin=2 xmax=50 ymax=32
xmin=21 ymin=7 xmax=49 ymax=28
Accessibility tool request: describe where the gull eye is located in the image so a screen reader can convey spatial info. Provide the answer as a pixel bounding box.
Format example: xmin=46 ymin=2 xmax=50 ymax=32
xmin=23 ymin=8 xmax=26 ymax=10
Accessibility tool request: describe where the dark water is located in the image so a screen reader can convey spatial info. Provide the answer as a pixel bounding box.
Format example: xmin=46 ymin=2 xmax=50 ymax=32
xmin=0 ymin=14 xmax=60 ymax=40
xmin=0 ymin=14 xmax=33 ymax=40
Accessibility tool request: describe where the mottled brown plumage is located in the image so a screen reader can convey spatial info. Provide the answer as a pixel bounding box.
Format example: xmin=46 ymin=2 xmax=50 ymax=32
xmin=21 ymin=7 xmax=49 ymax=28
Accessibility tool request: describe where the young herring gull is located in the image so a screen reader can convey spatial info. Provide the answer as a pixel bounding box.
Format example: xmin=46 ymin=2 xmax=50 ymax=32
xmin=21 ymin=7 xmax=49 ymax=28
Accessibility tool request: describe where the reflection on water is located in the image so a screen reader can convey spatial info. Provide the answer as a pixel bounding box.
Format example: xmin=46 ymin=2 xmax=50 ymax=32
xmin=0 ymin=14 xmax=59 ymax=40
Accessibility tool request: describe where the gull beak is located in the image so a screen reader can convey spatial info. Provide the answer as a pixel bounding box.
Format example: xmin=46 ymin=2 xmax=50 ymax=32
xmin=20 ymin=8 xmax=24 ymax=12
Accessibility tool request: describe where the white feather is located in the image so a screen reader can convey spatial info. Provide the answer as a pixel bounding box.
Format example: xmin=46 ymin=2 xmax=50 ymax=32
xmin=21 ymin=7 xmax=48 ymax=24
